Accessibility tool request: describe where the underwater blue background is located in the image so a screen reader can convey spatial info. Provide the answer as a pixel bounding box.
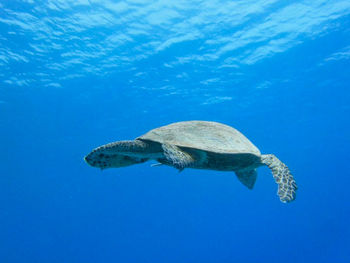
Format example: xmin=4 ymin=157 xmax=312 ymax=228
xmin=1 ymin=0 xmax=350 ymax=262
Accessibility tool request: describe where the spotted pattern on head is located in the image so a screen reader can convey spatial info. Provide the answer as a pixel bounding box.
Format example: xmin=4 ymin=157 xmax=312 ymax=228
xmin=85 ymin=149 xmax=147 ymax=169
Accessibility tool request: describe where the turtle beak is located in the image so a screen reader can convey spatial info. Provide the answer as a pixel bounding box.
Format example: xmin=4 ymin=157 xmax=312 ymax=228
xmin=84 ymin=153 xmax=93 ymax=166
xmin=84 ymin=151 xmax=101 ymax=168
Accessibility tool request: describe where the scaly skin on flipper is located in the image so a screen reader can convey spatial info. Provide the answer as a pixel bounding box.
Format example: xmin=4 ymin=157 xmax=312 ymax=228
xmin=261 ymin=154 xmax=297 ymax=203
xmin=161 ymin=143 xmax=196 ymax=170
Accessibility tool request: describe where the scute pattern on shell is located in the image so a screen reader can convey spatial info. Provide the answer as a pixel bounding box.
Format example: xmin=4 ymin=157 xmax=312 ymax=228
xmin=138 ymin=121 xmax=261 ymax=155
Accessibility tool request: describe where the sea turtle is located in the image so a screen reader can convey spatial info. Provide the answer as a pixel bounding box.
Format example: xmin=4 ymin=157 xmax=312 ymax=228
xmin=85 ymin=121 xmax=297 ymax=203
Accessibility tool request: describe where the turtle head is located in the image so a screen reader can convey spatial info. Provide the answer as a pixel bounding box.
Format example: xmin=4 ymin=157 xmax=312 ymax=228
xmin=84 ymin=150 xmax=148 ymax=170
xmin=85 ymin=140 xmax=155 ymax=170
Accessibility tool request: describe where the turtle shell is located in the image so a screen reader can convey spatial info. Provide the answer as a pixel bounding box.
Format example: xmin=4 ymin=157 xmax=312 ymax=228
xmin=137 ymin=121 xmax=261 ymax=156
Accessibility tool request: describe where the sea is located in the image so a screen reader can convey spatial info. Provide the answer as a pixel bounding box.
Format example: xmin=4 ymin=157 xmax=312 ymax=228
xmin=1 ymin=1 xmax=350 ymax=262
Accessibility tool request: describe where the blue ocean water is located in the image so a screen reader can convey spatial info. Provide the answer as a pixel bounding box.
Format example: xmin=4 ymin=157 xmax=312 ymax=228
xmin=1 ymin=0 xmax=350 ymax=262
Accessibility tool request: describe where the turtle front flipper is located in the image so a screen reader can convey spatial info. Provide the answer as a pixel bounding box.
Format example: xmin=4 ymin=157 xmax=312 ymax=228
xmin=261 ymin=154 xmax=297 ymax=203
xmin=161 ymin=143 xmax=196 ymax=171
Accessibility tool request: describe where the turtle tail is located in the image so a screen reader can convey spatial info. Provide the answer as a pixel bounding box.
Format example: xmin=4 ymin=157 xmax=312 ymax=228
xmin=261 ymin=154 xmax=297 ymax=203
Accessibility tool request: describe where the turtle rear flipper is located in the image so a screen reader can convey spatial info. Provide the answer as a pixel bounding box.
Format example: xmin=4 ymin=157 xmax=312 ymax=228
xmin=235 ymin=169 xmax=257 ymax=189
xmin=261 ymin=154 xmax=297 ymax=203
